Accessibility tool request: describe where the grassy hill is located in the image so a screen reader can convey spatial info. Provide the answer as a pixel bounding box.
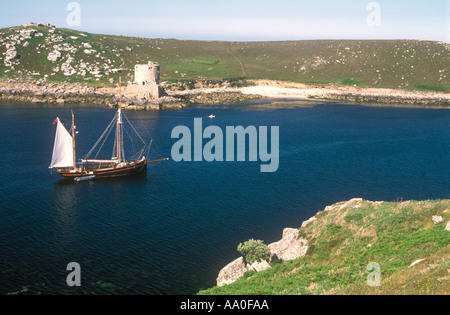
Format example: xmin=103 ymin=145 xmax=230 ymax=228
xmin=199 ymin=199 xmax=450 ymax=295
xmin=0 ymin=24 xmax=449 ymax=91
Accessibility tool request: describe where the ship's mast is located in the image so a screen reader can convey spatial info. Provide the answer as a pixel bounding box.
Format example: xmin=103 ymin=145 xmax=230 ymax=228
xmin=117 ymin=77 xmax=123 ymax=163
xmin=72 ymin=111 xmax=76 ymax=170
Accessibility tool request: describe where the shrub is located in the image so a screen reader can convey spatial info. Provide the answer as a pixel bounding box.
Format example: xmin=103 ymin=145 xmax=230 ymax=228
xmin=237 ymin=239 xmax=271 ymax=265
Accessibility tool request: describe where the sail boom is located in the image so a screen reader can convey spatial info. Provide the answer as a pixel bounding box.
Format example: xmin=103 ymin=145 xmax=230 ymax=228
xmin=81 ymin=159 xmax=119 ymax=164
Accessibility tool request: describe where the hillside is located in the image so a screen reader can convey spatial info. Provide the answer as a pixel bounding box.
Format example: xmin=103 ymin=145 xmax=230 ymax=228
xmin=199 ymin=199 xmax=450 ymax=295
xmin=0 ymin=23 xmax=449 ymax=92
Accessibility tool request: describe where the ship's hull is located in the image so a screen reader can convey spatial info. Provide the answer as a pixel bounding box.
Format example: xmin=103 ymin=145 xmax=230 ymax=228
xmin=56 ymin=159 xmax=147 ymax=180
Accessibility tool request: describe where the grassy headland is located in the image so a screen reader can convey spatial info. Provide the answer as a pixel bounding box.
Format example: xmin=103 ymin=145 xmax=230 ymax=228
xmin=199 ymin=199 xmax=450 ymax=295
xmin=0 ymin=24 xmax=449 ymax=92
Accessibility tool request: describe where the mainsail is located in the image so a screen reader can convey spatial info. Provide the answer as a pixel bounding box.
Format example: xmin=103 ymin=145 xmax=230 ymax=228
xmin=50 ymin=118 xmax=74 ymax=169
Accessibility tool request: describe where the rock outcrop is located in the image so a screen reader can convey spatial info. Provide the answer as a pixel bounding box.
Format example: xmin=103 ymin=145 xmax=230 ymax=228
xmin=19 ymin=29 xmax=36 ymax=39
xmin=216 ymin=228 xmax=308 ymax=287
xmin=268 ymin=228 xmax=308 ymax=261
xmin=23 ymin=22 xmax=55 ymax=28
xmin=216 ymin=257 xmax=271 ymax=287
xmin=5 ymin=44 xmax=18 ymax=62
xmin=61 ymin=54 xmax=76 ymax=76
xmin=47 ymin=51 xmax=62 ymax=62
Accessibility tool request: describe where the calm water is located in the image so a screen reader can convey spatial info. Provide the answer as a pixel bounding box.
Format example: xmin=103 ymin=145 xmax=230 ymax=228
xmin=0 ymin=100 xmax=449 ymax=295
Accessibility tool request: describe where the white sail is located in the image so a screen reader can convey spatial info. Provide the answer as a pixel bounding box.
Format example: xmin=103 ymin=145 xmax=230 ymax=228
xmin=50 ymin=118 xmax=74 ymax=169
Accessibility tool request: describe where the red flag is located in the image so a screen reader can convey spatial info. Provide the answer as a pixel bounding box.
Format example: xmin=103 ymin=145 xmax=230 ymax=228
xmin=52 ymin=118 xmax=59 ymax=125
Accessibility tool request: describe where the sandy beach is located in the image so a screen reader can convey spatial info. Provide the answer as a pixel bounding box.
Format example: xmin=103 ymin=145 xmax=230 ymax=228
xmin=167 ymin=79 xmax=450 ymax=108
xmin=239 ymin=79 xmax=450 ymax=103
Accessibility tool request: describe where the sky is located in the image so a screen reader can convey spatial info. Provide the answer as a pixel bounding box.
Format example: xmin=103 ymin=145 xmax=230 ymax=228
xmin=1 ymin=0 xmax=449 ymax=41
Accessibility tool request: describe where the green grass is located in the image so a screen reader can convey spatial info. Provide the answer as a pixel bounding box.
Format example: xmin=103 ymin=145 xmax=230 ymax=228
xmin=413 ymin=84 xmax=448 ymax=92
xmin=340 ymin=77 xmax=363 ymax=86
xmin=1 ymin=26 xmax=449 ymax=91
xmin=199 ymin=199 xmax=450 ymax=295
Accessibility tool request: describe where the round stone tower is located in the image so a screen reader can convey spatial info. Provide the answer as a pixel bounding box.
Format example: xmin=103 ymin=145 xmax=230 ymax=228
xmin=133 ymin=61 xmax=161 ymax=99
xmin=134 ymin=61 xmax=160 ymax=86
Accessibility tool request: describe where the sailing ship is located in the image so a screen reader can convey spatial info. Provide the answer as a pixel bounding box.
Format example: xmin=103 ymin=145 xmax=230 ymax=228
xmin=49 ymin=80 xmax=168 ymax=180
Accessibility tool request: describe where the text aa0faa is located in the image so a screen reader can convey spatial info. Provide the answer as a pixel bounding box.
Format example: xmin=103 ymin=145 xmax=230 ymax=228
xmin=180 ymin=299 xmax=269 ymax=312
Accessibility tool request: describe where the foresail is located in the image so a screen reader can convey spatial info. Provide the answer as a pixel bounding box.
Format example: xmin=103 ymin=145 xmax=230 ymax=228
xmin=50 ymin=118 xmax=74 ymax=169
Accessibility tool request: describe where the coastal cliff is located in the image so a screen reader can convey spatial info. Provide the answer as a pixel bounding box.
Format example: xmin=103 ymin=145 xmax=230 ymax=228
xmin=201 ymin=198 xmax=450 ymax=295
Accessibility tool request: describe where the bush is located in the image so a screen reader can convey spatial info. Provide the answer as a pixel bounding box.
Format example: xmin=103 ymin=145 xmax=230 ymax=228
xmin=237 ymin=239 xmax=271 ymax=265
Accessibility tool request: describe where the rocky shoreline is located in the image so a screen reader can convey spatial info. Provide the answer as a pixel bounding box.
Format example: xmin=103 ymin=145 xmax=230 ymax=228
xmin=240 ymin=79 xmax=450 ymax=107
xmin=0 ymin=80 xmax=261 ymax=110
xmin=0 ymin=79 xmax=449 ymax=110
xmin=0 ymin=81 xmax=180 ymax=109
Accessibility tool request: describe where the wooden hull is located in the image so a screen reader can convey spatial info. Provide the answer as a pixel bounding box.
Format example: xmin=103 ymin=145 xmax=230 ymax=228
xmin=56 ymin=159 xmax=148 ymax=180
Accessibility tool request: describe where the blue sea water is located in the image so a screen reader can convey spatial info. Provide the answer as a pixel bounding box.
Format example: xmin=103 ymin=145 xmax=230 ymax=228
xmin=0 ymin=100 xmax=449 ymax=295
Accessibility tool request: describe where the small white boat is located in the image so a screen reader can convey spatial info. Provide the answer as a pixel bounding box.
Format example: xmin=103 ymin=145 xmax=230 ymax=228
xmin=208 ymin=115 xmax=215 ymax=119
xmin=74 ymin=175 xmax=96 ymax=182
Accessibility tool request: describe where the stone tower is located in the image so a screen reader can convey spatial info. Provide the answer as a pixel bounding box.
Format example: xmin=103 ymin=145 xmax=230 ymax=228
xmin=133 ymin=61 xmax=161 ymax=98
